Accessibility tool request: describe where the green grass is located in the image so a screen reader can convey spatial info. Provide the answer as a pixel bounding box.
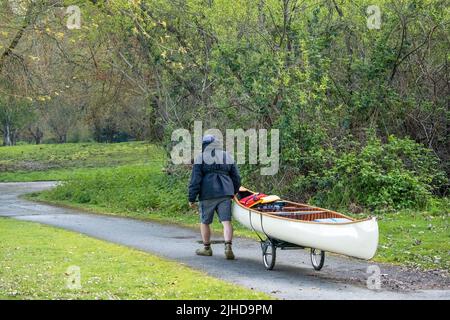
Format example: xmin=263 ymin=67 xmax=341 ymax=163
xmin=2 ymin=142 xmax=449 ymax=271
xmin=0 ymin=218 xmax=270 ymax=300
xmin=0 ymin=142 xmax=164 ymax=182
xmin=376 ymin=203 xmax=450 ymax=270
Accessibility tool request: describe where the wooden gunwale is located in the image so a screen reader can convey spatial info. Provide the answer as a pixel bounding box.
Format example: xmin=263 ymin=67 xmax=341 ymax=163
xmin=233 ymin=190 xmax=373 ymax=226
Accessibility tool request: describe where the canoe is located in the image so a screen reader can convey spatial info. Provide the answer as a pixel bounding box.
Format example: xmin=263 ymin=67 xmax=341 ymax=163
xmin=232 ymin=190 xmax=378 ymax=260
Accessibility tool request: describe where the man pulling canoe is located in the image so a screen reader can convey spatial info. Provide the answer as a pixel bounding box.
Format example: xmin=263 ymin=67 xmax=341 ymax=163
xmin=188 ymin=135 xmax=241 ymax=260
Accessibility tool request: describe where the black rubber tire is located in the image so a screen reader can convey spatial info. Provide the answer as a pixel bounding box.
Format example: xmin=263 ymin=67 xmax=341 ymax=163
xmin=310 ymin=248 xmax=325 ymax=271
xmin=262 ymin=239 xmax=276 ymax=270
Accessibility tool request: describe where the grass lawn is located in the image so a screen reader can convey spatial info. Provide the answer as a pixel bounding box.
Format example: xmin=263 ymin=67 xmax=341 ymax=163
xmin=0 ymin=218 xmax=269 ymax=300
xmin=375 ymin=206 xmax=449 ymax=270
xmin=0 ymin=141 xmax=164 ymax=182
xmin=2 ymin=142 xmax=449 ymax=271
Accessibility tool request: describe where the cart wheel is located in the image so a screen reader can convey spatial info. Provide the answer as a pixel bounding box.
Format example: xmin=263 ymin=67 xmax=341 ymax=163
xmin=310 ymin=248 xmax=325 ymax=271
xmin=261 ymin=239 xmax=276 ymax=270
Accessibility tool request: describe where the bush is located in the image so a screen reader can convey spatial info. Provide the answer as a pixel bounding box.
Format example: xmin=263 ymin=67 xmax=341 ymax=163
xmin=311 ymin=135 xmax=447 ymax=211
xmin=44 ymin=164 xmax=189 ymax=215
xmin=245 ymin=126 xmax=447 ymax=212
xmin=43 ymin=136 xmax=446 ymax=213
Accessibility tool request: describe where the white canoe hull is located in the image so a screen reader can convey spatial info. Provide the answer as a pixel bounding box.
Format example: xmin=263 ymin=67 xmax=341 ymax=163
xmin=232 ymin=201 xmax=378 ymax=260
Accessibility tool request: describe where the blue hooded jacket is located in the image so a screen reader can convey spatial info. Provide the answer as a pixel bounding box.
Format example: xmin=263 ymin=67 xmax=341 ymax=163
xmin=188 ymin=139 xmax=241 ymax=202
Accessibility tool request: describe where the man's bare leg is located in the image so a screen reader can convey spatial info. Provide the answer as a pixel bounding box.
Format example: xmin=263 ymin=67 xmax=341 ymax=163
xmin=200 ymin=223 xmax=211 ymax=244
xmin=196 ymin=223 xmax=213 ymax=256
xmin=222 ymin=221 xmax=233 ymax=242
xmin=222 ymin=221 xmax=235 ymax=260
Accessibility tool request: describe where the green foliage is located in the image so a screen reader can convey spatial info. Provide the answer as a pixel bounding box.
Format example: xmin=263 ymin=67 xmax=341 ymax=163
xmin=311 ymin=135 xmax=447 ymax=211
xmin=2 ymin=0 xmax=448 ymax=210
xmin=0 ymin=94 xmax=34 ymax=145
xmin=48 ymin=165 xmax=164 ymax=211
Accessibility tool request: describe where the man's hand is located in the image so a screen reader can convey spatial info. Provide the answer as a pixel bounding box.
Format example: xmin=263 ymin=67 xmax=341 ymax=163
xmin=189 ymin=202 xmax=197 ymax=209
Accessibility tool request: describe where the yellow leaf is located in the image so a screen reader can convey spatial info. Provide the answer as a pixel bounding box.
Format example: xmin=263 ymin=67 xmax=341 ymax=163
xmin=161 ymin=21 xmax=167 ymax=28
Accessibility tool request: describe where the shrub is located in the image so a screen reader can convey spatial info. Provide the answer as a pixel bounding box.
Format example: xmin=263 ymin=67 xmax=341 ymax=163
xmin=311 ymin=135 xmax=447 ymax=211
xmin=43 ymin=164 xmax=188 ymax=215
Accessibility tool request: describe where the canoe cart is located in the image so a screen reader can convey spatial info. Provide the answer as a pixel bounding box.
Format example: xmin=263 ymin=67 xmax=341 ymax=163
xmin=260 ymin=237 xmax=326 ymax=271
xmin=233 ymin=189 xmax=379 ymax=271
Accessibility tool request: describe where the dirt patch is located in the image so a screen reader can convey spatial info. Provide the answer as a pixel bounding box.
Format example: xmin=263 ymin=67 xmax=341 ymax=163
xmin=316 ymin=257 xmax=450 ymax=292
xmin=379 ymin=266 xmax=449 ymax=291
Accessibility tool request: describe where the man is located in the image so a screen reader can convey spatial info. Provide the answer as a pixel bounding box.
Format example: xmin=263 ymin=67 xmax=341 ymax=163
xmin=188 ymin=135 xmax=241 ymax=260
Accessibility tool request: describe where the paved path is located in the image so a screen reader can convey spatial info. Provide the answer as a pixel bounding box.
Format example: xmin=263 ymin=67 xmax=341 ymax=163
xmin=1 ymin=182 xmax=449 ymax=300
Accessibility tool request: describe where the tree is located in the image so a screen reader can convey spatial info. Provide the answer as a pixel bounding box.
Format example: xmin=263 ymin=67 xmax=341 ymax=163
xmin=0 ymin=94 xmax=33 ymax=145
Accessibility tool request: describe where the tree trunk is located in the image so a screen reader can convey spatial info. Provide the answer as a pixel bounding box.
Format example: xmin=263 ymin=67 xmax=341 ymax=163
xmin=58 ymin=133 xmax=67 ymax=144
xmin=11 ymin=128 xmax=17 ymax=145
xmin=0 ymin=5 xmax=34 ymax=74
xmin=3 ymin=124 xmax=12 ymax=146
xmin=31 ymin=127 xmax=43 ymax=144
xmin=36 ymin=127 xmax=43 ymax=144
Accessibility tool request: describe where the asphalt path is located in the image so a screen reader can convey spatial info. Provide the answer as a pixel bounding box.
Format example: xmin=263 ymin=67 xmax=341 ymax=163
xmin=1 ymin=182 xmax=449 ymax=300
